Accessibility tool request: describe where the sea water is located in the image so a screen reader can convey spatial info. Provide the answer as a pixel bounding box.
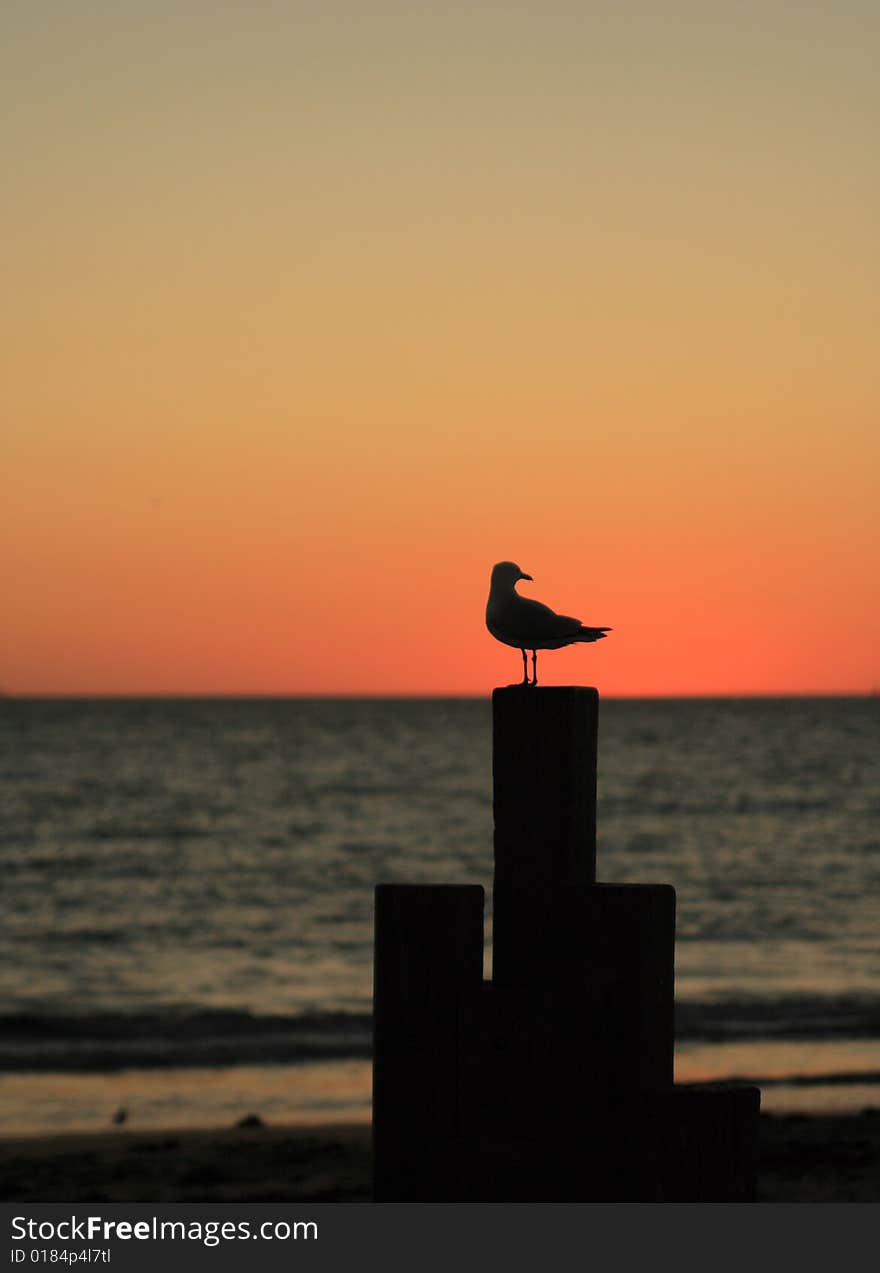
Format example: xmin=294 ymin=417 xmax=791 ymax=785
xmin=1 ymin=696 xmax=878 ymax=1132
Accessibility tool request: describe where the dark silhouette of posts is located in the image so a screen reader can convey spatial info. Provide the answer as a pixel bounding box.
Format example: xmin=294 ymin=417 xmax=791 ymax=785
xmin=492 ymin=686 xmax=598 ymax=986
xmin=492 ymin=686 xmax=599 ymax=887
xmin=372 ymin=885 xmax=483 ymax=1200
xmin=372 ymin=686 xmax=760 ymax=1201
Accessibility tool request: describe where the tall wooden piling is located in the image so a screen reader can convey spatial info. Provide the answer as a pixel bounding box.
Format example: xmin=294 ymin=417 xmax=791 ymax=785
xmin=492 ymin=686 xmax=598 ymax=986
xmin=492 ymin=685 xmax=598 ymax=886
xmin=490 ymin=688 xmax=676 ymax=1137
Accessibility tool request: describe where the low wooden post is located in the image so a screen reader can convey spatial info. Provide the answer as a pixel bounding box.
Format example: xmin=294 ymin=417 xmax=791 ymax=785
xmin=372 ymin=883 xmax=483 ymax=1201
xmin=558 ymin=882 xmax=676 ymax=1092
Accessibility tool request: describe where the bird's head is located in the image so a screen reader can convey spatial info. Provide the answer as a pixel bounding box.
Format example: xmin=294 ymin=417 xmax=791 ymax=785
xmin=491 ymin=561 xmax=532 ymax=587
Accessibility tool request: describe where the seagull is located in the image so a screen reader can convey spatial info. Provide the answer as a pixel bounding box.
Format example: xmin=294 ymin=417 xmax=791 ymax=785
xmin=486 ymin=561 xmax=611 ymax=686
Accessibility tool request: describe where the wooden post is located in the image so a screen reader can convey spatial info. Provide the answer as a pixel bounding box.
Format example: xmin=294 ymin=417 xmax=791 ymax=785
xmin=459 ymin=881 xmax=675 ymax=1148
xmin=492 ymin=686 xmax=598 ymax=986
xmin=370 ymin=686 xmax=760 ymax=1201
xmin=492 ymin=686 xmax=598 ymax=886
xmin=372 ymin=883 xmax=483 ymax=1201
xmin=558 ymin=883 xmax=675 ymax=1092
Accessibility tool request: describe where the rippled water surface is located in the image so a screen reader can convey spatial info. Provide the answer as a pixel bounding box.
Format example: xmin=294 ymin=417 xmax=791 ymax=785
xmin=1 ymin=695 xmax=878 ymax=1127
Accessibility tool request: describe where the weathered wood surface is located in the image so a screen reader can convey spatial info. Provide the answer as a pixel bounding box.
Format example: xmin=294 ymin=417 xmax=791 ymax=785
xmin=492 ymin=686 xmax=599 ymax=986
xmin=492 ymin=686 xmax=598 ymax=887
xmin=556 ymin=883 xmax=676 ymax=1092
xmin=372 ymin=883 xmax=483 ymax=1201
xmin=371 ymin=686 xmax=760 ymax=1200
xmin=387 ymin=1084 xmax=760 ymax=1201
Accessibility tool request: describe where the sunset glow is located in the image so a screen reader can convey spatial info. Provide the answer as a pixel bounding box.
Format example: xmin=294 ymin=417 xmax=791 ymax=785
xmin=4 ymin=1 xmax=878 ymax=695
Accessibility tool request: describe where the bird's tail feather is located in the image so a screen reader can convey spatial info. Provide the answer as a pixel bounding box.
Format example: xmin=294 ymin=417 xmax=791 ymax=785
xmin=577 ymin=627 xmax=612 ymax=643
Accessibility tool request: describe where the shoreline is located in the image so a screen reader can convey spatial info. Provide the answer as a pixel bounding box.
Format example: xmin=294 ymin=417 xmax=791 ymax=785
xmin=3 ymin=1110 xmax=879 ymax=1203
xmin=3 ymin=1038 xmax=879 ymax=1143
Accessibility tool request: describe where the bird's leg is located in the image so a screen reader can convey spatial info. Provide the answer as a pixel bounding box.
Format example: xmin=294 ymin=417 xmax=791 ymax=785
xmin=531 ymin=650 xmax=538 ymax=687
xmin=520 ymin=649 xmax=529 ymax=686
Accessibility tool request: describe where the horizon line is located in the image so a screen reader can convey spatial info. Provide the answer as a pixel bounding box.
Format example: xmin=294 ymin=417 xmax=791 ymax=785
xmin=2 ymin=689 xmax=877 ymax=702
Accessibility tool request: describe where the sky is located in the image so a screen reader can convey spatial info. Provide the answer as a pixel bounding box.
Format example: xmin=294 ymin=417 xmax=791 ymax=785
xmin=3 ymin=0 xmax=878 ymax=695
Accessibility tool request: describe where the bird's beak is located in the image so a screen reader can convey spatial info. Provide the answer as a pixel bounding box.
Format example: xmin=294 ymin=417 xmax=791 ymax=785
xmin=519 ymin=572 xmax=533 ymax=581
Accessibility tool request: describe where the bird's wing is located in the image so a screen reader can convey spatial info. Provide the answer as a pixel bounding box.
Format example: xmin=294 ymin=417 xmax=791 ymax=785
xmin=499 ymin=594 xmax=585 ymax=642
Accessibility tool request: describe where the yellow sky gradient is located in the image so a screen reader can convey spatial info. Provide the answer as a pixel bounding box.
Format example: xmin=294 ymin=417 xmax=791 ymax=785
xmin=3 ymin=1 xmax=878 ymax=694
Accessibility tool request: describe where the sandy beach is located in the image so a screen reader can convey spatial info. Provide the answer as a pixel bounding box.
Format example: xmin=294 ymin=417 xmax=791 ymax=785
xmin=2 ymin=1111 xmax=878 ymax=1204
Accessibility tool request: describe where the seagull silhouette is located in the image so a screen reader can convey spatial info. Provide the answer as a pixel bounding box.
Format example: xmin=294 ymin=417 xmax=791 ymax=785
xmin=486 ymin=561 xmax=611 ymax=686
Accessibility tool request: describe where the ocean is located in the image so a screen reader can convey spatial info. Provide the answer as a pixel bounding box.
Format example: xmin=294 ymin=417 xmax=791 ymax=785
xmin=1 ymin=695 xmax=878 ymax=1134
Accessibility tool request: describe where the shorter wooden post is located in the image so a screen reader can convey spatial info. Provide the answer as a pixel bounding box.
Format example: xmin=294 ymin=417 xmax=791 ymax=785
xmin=559 ymin=884 xmax=676 ymax=1093
xmin=442 ymin=1084 xmax=760 ymax=1201
xmin=372 ymin=884 xmax=484 ymax=1201
xmin=649 ymin=1085 xmax=762 ymax=1201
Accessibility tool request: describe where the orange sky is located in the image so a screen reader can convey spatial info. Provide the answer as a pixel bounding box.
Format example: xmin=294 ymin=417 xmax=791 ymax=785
xmin=3 ymin=2 xmax=878 ymax=695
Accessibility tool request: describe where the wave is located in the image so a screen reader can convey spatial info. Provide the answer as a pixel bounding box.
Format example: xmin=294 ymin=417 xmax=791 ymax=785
xmin=688 ymin=1071 xmax=880 ymax=1091
xmin=674 ymin=994 xmax=880 ymax=1042
xmin=3 ymin=992 xmax=879 ymax=1074
xmin=0 ymin=1010 xmax=373 ymax=1073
